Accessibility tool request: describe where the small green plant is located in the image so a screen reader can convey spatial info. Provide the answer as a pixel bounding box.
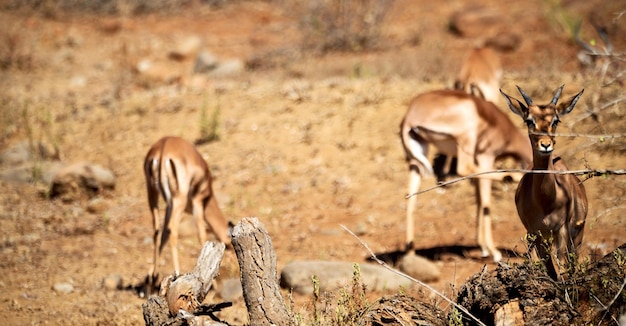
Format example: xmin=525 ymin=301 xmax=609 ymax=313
xmin=541 ymin=0 xmax=581 ymax=39
xmin=31 ymin=162 xmax=43 ymax=182
xmin=312 ymin=275 xmax=321 ymax=325
xmin=333 ymin=263 xmax=369 ymax=325
xmin=448 ymin=306 xmax=463 ymax=326
xmin=197 ymin=97 xmax=221 ymax=145
xmin=613 ymin=248 xmax=625 ymax=267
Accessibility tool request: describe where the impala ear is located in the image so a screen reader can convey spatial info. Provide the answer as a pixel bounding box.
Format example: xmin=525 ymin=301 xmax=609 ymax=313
xmin=500 ymin=88 xmax=527 ymax=118
xmin=557 ymin=89 xmax=584 ymax=116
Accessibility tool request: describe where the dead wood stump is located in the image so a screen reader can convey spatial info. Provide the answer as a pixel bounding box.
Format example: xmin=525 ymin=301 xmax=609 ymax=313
xmin=231 ymin=217 xmax=292 ymax=326
xmin=456 ymin=243 xmax=626 ymax=325
xmin=142 ymin=242 xmax=230 ymax=326
xmin=362 ymin=293 xmax=447 ymax=325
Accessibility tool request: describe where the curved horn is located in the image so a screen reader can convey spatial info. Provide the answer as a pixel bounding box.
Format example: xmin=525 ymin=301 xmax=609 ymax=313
xmin=515 ymin=85 xmax=533 ymax=106
xmin=551 ymin=84 xmax=565 ymax=105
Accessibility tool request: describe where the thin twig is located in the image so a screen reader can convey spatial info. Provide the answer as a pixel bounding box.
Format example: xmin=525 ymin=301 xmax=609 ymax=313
xmin=596 ymin=275 xmax=626 ymax=325
xmin=570 ymin=96 xmax=626 ymax=126
xmin=529 ymin=130 xmax=626 ymax=139
xmin=340 ymin=224 xmax=487 ymax=326
xmin=604 ymin=275 xmax=626 ymax=312
xmin=407 ymin=168 xmax=626 ymax=199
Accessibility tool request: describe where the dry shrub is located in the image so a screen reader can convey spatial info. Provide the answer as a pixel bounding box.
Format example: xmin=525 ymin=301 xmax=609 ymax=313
xmin=1 ymin=0 xmax=231 ymax=16
xmin=298 ymin=0 xmax=395 ymax=54
xmin=0 ymin=29 xmax=37 ymax=71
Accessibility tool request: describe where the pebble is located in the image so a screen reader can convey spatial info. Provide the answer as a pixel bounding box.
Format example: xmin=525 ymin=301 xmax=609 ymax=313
xmin=53 ymin=282 xmax=74 ymax=294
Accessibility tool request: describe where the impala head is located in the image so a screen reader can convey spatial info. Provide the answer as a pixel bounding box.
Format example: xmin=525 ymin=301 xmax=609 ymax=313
xmin=500 ymin=85 xmax=584 ymax=155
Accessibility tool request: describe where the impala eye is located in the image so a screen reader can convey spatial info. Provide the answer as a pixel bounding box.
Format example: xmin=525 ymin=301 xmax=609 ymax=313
xmin=551 ymin=117 xmax=560 ymax=127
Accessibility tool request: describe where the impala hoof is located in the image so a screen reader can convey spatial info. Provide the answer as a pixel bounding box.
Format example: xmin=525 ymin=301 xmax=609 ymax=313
xmin=492 ymin=251 xmax=502 ymax=263
xmin=481 ymin=248 xmax=502 ymax=262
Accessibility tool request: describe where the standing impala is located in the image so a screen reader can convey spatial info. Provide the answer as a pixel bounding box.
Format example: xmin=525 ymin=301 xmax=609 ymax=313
xmin=436 ymin=46 xmax=503 ymax=182
xmin=454 ymin=45 xmax=502 ymax=105
xmin=400 ymin=89 xmax=532 ymax=261
xmin=500 ymin=85 xmax=587 ymax=279
xmin=144 ymin=136 xmax=231 ymax=291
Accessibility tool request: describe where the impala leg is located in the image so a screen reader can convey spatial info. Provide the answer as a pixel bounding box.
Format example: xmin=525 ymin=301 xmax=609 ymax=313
xmin=475 ymin=156 xmax=501 ymax=262
xmin=406 ymin=165 xmax=422 ymax=250
xmin=536 ymin=233 xmax=558 ymax=280
xmin=557 ymin=226 xmax=577 ymax=274
xmin=453 ymin=134 xmax=479 ymax=177
xmin=205 ymin=195 xmax=231 ymax=244
xmin=192 ymin=196 xmax=208 ymax=246
xmin=149 ymin=205 xmax=161 ymax=290
xmin=167 ymin=196 xmax=187 ymax=276
xmin=145 ymin=161 xmax=161 ymax=291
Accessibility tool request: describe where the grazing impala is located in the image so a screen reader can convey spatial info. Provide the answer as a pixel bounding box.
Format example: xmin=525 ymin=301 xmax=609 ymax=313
xmin=400 ymin=89 xmax=532 ymax=261
xmin=454 ymin=45 xmax=502 ymax=105
xmin=500 ymin=85 xmax=587 ymax=279
xmin=144 ymin=136 xmax=231 ymax=290
xmin=435 ymin=46 xmax=503 ymax=182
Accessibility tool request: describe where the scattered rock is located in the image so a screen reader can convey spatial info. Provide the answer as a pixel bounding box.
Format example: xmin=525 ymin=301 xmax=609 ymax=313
xmin=0 ymin=141 xmax=58 ymax=166
xmin=218 ymin=278 xmax=242 ymax=302
xmin=209 ymin=58 xmax=244 ymax=77
xmin=53 ymin=282 xmax=74 ymax=294
xmin=98 ymin=18 xmax=122 ymax=34
xmin=0 ymin=142 xmax=31 ymax=166
xmin=103 ymin=274 xmax=123 ymax=290
xmin=86 ymin=197 xmax=110 ymax=214
xmin=397 ymin=252 xmax=441 ymax=282
xmin=0 ymin=165 xmax=33 ymax=183
xmin=280 ymin=260 xmax=413 ymax=295
xmin=169 ymin=36 xmax=202 ymax=61
xmin=50 ymin=162 xmax=115 ymax=201
xmin=135 ymin=59 xmax=182 ymax=86
xmin=0 ymin=161 xmax=64 ymax=184
xmin=193 ymin=50 xmax=220 ymax=73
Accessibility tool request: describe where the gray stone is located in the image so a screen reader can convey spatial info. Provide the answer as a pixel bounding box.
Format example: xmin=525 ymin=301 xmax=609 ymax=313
xmin=280 ymin=260 xmax=414 ymax=295
xmin=0 ymin=141 xmax=31 ymax=165
xmin=53 ymin=282 xmax=74 ymax=294
xmin=50 ymin=162 xmax=116 ymax=201
xmin=86 ymin=197 xmax=110 ymax=214
xmin=194 ymin=50 xmax=219 ymax=73
xmin=0 ymin=161 xmax=64 ymax=184
xmin=0 ymin=141 xmax=58 ymax=166
xmin=219 ymin=278 xmax=243 ymax=302
xmin=210 ymin=59 xmax=244 ymax=77
xmin=169 ymin=35 xmax=202 ymax=61
xmin=103 ymin=274 xmax=123 ymax=290
xmin=398 ymin=253 xmax=441 ymax=282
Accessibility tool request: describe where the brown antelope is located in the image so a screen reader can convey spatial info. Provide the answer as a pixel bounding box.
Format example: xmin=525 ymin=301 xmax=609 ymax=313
xmin=435 ymin=46 xmax=503 ymax=182
xmin=144 ymin=136 xmax=231 ymax=291
xmin=400 ymin=89 xmax=532 ymax=261
xmin=500 ymin=85 xmax=588 ymax=279
xmin=454 ymin=45 xmax=502 ymax=105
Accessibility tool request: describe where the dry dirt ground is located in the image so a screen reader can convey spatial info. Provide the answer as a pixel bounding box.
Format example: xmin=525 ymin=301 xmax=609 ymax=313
xmin=1 ymin=0 xmax=625 ymax=325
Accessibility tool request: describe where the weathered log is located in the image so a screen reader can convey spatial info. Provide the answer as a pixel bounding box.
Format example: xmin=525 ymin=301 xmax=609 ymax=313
xmin=362 ymin=293 xmax=447 ymax=326
xmin=142 ymin=241 xmax=230 ymax=325
xmin=231 ymin=217 xmax=292 ymax=326
xmin=456 ymin=243 xmax=626 ymax=325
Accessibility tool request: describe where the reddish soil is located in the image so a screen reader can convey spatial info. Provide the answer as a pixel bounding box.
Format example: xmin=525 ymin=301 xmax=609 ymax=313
xmin=0 ymin=0 xmax=624 ymax=324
